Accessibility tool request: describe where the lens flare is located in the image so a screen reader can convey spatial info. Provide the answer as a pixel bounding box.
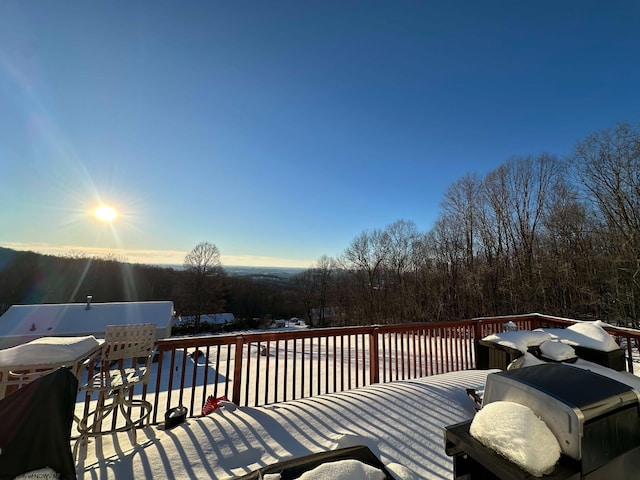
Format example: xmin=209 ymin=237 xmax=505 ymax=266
xmin=94 ymin=205 xmax=117 ymax=222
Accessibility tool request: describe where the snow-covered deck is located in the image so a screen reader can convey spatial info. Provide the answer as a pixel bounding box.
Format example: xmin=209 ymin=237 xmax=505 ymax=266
xmin=75 ymin=369 xmax=492 ymax=479
xmin=71 ymin=319 xmax=640 ymax=479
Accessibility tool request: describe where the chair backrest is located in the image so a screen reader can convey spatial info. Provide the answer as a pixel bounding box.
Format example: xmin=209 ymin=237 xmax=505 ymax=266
xmin=102 ymin=323 xmax=156 ymax=362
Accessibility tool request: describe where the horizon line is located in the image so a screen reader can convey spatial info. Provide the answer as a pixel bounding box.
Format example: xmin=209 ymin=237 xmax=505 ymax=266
xmin=0 ymin=243 xmax=315 ymax=270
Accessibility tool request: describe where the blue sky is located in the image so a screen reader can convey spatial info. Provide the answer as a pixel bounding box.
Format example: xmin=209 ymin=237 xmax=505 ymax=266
xmin=1 ymin=1 xmax=639 ymax=268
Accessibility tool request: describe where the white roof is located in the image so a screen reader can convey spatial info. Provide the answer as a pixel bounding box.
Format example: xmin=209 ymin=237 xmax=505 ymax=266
xmin=0 ymin=301 xmax=174 ymax=347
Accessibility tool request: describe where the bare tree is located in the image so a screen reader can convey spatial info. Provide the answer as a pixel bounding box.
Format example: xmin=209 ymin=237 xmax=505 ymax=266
xmin=429 ymin=213 xmax=466 ymax=318
xmin=571 ymin=122 xmax=640 ymax=320
xmin=478 ymin=155 xmax=562 ymax=312
xmin=539 ymin=178 xmax=598 ymax=316
xmin=183 ymin=242 xmax=226 ymax=332
xmin=441 ymin=175 xmax=484 ymax=317
xmin=291 ymin=255 xmax=337 ymax=327
xmin=442 ymin=174 xmax=481 ymax=268
xmin=343 ymin=229 xmax=390 ymax=323
xmin=383 ymin=219 xmax=422 ymax=322
xmin=314 ymin=255 xmax=337 ymax=327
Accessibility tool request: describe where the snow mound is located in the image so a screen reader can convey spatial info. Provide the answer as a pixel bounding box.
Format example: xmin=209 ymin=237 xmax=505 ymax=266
xmin=565 ymin=321 xmax=619 ymax=351
xmin=386 ymin=462 xmax=419 ymax=480
xmin=507 ymin=351 xmax=545 ymax=370
xmin=539 ymin=321 xmax=619 ymax=352
xmin=329 ymin=433 xmax=377 ymax=452
xmin=539 ymin=340 xmax=576 ymax=361
xmin=470 ymin=401 xmax=560 ymax=477
xmin=296 ymin=459 xmax=386 ymax=480
xmin=482 ymin=330 xmax=551 ymax=354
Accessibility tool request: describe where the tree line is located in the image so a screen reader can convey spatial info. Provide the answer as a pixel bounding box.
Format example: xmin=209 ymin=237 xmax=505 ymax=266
xmin=1 ymin=122 xmax=638 ymax=327
xmin=294 ymin=122 xmax=640 ymax=326
xmin=0 ymin=246 xmax=301 ymax=326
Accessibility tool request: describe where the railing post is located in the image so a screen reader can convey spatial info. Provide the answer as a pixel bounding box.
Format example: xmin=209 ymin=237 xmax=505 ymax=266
xmin=472 ymin=319 xmax=482 ymax=342
xmin=152 ymin=344 xmax=164 ymax=423
xmin=232 ymin=335 xmax=244 ymax=405
xmin=369 ymin=326 xmax=380 ymax=384
xmin=626 ymin=337 xmax=634 ymax=374
xmin=472 ymin=319 xmax=483 ymax=369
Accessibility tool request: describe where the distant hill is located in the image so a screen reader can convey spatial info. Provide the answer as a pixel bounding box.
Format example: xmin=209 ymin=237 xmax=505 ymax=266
xmin=156 ymin=264 xmax=305 ymax=279
xmin=223 ymin=265 xmax=305 ymax=279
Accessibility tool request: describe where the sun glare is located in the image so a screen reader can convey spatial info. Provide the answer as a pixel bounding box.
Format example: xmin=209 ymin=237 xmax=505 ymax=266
xmin=94 ymin=205 xmax=117 ymax=223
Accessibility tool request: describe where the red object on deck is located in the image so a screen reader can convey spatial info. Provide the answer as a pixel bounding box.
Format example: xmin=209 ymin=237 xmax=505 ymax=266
xmin=202 ymin=395 xmax=228 ymax=415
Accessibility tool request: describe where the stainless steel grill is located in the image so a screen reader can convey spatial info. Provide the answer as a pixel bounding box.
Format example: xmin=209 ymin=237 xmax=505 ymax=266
xmin=445 ymin=363 xmax=640 ymax=479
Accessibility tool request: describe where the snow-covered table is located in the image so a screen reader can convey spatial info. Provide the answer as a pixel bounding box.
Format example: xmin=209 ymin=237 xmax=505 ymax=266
xmin=0 ymin=335 xmax=103 ymax=399
xmin=477 ymin=321 xmax=626 ymax=371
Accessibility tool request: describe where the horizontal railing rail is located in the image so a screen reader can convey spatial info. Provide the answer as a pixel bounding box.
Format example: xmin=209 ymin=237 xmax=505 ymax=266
xmin=91 ymin=313 xmax=640 ymax=424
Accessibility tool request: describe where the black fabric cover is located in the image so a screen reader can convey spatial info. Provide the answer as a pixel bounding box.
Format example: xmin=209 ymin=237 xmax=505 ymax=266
xmin=0 ymin=367 xmax=78 ymax=480
xmin=235 ymin=445 xmax=394 ymax=480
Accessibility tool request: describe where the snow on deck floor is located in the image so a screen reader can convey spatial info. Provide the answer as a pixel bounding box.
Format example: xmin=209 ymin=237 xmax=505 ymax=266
xmin=75 ymin=369 xmax=492 ymax=479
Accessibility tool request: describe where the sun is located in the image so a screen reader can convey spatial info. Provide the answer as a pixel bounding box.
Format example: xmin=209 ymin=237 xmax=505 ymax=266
xmin=94 ymin=205 xmax=117 ymax=223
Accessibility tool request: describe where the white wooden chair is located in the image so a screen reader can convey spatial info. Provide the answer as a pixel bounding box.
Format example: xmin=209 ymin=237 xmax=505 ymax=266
xmin=74 ymin=323 xmax=156 ymax=458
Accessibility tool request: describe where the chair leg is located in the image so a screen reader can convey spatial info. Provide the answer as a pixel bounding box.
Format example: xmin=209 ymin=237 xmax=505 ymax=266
xmin=118 ymin=392 xmax=152 ymax=446
xmin=116 ymin=392 xmax=137 ymax=445
xmin=72 ymin=436 xmax=81 ymax=461
xmin=74 ymin=392 xmax=117 ymax=460
xmin=73 ymin=387 xmax=153 ymax=459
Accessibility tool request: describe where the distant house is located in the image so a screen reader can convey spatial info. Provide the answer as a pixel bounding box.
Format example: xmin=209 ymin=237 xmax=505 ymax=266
xmin=172 ymin=313 xmax=234 ymax=327
xmin=201 ymin=313 xmax=235 ymax=325
xmin=0 ymin=298 xmax=174 ymax=348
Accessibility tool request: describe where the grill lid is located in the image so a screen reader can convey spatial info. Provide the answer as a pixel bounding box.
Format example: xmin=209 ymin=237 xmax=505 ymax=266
xmin=494 ymin=363 xmax=639 ymax=420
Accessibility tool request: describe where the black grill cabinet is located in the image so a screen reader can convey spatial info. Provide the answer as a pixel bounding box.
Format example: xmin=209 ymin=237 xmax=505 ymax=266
xmin=445 ymin=364 xmax=640 ymax=479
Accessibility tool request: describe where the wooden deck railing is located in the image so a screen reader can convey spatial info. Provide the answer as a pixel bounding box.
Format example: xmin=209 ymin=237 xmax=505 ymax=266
xmin=132 ymin=313 xmax=640 ymax=423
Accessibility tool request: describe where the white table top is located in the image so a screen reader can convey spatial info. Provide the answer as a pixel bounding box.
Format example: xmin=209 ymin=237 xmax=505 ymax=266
xmin=0 ymin=335 xmax=103 ymax=367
